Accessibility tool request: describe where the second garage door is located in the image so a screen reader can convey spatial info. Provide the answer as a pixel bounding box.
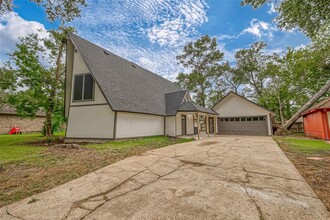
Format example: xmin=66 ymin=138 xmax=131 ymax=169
xmin=218 ymin=116 xmax=268 ymax=136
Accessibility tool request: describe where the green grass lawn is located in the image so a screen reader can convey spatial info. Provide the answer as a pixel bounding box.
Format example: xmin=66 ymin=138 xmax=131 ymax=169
xmin=274 ymin=137 xmax=329 ymax=154
xmin=274 ymin=136 xmax=330 ymax=210
xmin=0 ymin=133 xmax=193 ymax=207
xmin=85 ymin=136 xmax=192 ymax=151
xmin=0 ymin=133 xmax=64 ymax=165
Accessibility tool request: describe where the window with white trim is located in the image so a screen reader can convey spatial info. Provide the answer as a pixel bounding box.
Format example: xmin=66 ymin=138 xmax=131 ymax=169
xmin=73 ymin=73 xmax=94 ymax=101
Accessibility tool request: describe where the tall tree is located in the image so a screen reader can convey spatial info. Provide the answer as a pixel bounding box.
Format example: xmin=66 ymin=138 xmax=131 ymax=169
xmin=208 ymin=69 xmax=243 ymax=107
xmin=176 ymin=35 xmax=229 ymax=107
xmin=233 ymin=41 xmax=269 ymax=100
xmin=0 ymin=0 xmax=86 ymax=23
xmin=241 ymin=0 xmax=330 ymax=38
xmin=6 ymin=26 xmax=74 ymax=136
xmin=0 ymin=63 xmax=16 ymax=109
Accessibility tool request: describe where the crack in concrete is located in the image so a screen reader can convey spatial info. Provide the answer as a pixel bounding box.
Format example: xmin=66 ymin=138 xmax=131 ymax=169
xmin=61 ymin=157 xmax=188 ymax=220
xmin=242 ymin=167 xmax=305 ymax=182
xmin=79 ymin=163 xmax=186 ymax=220
xmin=61 ymin=168 xmax=148 ymax=220
xmin=242 ymin=185 xmax=265 ymax=220
xmin=6 ymin=207 xmax=26 ymax=220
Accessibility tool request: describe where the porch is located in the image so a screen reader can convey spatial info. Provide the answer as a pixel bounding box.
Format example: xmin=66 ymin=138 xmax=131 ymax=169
xmin=176 ymin=112 xmax=218 ymax=140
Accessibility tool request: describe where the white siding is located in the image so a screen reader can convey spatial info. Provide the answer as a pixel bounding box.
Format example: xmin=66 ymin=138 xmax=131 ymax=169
xmin=66 ymin=105 xmax=114 ymax=139
xmin=176 ymin=113 xmax=182 ymax=136
xmin=165 ymin=116 xmax=176 ymax=137
xmin=70 ymin=51 xmax=108 ymax=106
xmin=213 ymin=95 xmax=269 ymax=117
xmin=186 ymin=113 xmax=194 ymax=135
xmin=66 ymin=45 xmax=115 ymax=140
xmin=116 ymin=112 xmax=164 ymax=138
xmin=213 ymin=94 xmax=273 ymax=135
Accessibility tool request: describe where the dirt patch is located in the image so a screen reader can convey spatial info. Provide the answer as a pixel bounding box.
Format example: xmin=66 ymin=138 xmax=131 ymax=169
xmin=26 ymin=137 xmax=65 ymax=146
xmin=278 ymin=145 xmax=330 ymax=211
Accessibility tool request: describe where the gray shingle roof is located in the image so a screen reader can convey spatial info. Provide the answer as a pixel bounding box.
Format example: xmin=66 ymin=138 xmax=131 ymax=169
xmin=178 ymin=102 xmax=218 ymax=115
xmin=69 ymin=33 xmax=182 ymax=116
xmin=165 ymin=90 xmax=187 ymax=116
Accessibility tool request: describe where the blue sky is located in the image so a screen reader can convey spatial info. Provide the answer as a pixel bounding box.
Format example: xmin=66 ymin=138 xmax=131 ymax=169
xmin=0 ymin=0 xmax=310 ymax=80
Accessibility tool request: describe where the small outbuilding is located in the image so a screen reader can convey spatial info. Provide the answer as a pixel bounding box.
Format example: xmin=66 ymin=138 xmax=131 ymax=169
xmin=212 ymin=92 xmax=274 ymax=136
xmin=302 ymin=97 xmax=330 ymax=140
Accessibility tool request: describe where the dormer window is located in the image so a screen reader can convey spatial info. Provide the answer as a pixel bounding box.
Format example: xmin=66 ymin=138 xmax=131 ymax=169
xmin=73 ymin=73 xmax=94 ymax=101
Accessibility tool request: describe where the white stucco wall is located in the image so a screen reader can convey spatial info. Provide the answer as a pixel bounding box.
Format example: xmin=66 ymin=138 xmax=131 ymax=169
xmin=165 ymin=116 xmax=176 ymax=137
xmin=213 ymin=94 xmax=273 ymax=135
xmin=116 ymin=112 xmax=164 ymax=138
xmin=66 ymin=105 xmax=114 ymax=139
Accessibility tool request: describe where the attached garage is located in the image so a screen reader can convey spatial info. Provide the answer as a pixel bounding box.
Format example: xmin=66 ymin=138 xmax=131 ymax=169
xmin=213 ymin=92 xmax=274 ymax=136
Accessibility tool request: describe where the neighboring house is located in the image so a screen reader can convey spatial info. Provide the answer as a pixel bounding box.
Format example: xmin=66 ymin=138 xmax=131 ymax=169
xmin=65 ymin=33 xmax=218 ymax=141
xmin=0 ymin=106 xmax=46 ymax=134
xmin=302 ymin=97 xmax=330 ymax=140
xmin=212 ymin=92 xmax=274 ymax=136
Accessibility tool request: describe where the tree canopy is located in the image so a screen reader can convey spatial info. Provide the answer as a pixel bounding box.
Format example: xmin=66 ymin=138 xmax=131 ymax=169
xmin=0 ymin=0 xmax=86 ymax=23
xmin=2 ymin=27 xmax=74 ymax=136
xmin=176 ymin=35 xmax=229 ymax=107
xmin=241 ymin=0 xmax=330 ymax=38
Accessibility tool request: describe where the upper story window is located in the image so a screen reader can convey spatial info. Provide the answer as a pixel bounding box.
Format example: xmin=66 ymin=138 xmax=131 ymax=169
xmin=73 ymin=73 xmax=94 ymax=101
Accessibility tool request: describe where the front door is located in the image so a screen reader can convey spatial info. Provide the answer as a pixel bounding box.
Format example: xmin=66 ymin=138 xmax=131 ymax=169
xmin=181 ymin=115 xmax=186 ymax=135
xmin=209 ymin=117 xmax=214 ymax=133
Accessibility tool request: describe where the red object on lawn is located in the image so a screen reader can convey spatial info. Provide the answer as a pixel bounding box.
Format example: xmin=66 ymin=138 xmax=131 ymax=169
xmin=9 ymin=127 xmax=22 ymax=134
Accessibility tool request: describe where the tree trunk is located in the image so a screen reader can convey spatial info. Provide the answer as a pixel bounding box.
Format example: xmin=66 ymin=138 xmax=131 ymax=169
xmin=277 ymin=93 xmax=285 ymax=125
xmin=45 ymin=41 xmax=65 ymax=136
xmin=276 ymin=79 xmax=330 ymax=134
xmin=45 ymin=110 xmax=52 ymax=137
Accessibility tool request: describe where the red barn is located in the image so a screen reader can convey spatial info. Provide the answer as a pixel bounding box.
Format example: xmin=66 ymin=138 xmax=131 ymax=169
xmin=302 ymin=97 xmax=330 ymax=140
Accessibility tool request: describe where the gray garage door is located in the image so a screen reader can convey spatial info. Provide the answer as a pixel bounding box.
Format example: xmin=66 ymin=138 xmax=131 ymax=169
xmin=217 ymin=116 xmax=268 ymax=136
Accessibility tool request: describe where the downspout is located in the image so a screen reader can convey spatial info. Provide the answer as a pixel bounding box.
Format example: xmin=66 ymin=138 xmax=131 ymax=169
xmin=164 ymin=116 xmax=166 ymax=136
xmin=113 ymin=111 xmax=117 ymax=140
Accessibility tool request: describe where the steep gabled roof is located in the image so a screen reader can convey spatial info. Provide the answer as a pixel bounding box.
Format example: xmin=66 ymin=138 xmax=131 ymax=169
xmin=165 ymin=90 xmax=187 ymax=116
xmin=212 ymin=91 xmax=275 ymax=116
xmin=68 ymin=33 xmax=182 ymax=116
xmin=178 ymin=102 xmax=218 ymax=115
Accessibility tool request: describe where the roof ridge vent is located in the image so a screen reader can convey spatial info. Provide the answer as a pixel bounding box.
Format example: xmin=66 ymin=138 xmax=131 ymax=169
xmin=104 ymin=50 xmax=110 ymax=55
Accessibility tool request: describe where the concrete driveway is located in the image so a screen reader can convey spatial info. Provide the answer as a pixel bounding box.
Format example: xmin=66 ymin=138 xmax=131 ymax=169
xmin=1 ymin=136 xmax=329 ymax=220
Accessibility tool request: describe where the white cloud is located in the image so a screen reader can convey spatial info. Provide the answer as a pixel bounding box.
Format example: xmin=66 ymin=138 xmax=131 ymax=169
xmin=241 ymin=19 xmax=277 ymax=39
xmin=71 ymin=0 xmax=209 ymax=80
xmin=0 ymin=12 xmax=47 ymax=62
xmin=146 ymin=0 xmax=208 ymax=47
xmin=267 ymin=3 xmax=277 ymax=14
